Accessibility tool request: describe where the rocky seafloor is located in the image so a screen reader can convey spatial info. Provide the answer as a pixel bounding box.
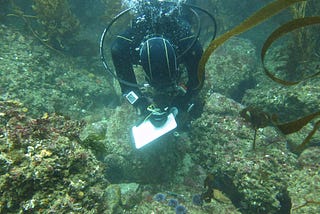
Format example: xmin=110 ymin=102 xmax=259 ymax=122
xmin=1 ymin=9 xmax=320 ymax=214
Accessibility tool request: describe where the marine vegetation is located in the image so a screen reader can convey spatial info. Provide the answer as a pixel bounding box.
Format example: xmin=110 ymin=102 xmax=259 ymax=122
xmin=261 ymin=16 xmax=320 ymax=85
xmin=1 ymin=0 xmax=320 ymax=213
xmin=240 ymin=106 xmax=275 ymax=150
xmin=7 ymin=0 xmax=80 ymax=52
xmin=0 ymin=100 xmax=111 ymax=213
xmin=276 ymin=111 xmax=320 ymax=153
xmin=196 ymin=0 xmax=311 ymax=88
xmin=31 ymin=0 xmax=80 ymax=49
xmin=286 ymin=1 xmax=320 ymax=81
xmin=198 ymin=0 xmax=320 ymax=154
xmin=255 ymin=13 xmax=320 ymax=153
xmin=240 ymin=106 xmax=320 ymax=153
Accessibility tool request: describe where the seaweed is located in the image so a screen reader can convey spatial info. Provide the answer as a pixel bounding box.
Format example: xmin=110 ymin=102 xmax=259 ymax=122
xmin=276 ymin=112 xmax=320 ymax=153
xmin=261 ymin=16 xmax=320 ymax=85
xmin=196 ymin=0 xmax=319 ymax=154
xmin=6 ymin=0 xmax=79 ymax=52
xmin=287 ymin=1 xmax=320 ymax=80
xmin=241 ymin=107 xmax=320 ymax=153
xmin=291 ymin=198 xmax=320 ymax=212
xmin=196 ymin=0 xmax=307 ymax=89
xmin=31 ymin=0 xmax=80 ymax=50
xmin=240 ymin=106 xmax=275 ymax=150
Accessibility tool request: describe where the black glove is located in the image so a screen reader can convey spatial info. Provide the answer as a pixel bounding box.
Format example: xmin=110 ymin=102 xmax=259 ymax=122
xmin=124 ymin=91 xmax=151 ymax=115
xmin=149 ymin=110 xmax=168 ymax=127
xmin=171 ymin=93 xmax=192 ymax=111
xmin=134 ymin=96 xmax=151 ymax=115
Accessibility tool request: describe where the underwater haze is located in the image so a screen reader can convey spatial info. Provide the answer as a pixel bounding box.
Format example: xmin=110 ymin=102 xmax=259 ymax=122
xmin=0 ymin=0 xmax=320 ymax=213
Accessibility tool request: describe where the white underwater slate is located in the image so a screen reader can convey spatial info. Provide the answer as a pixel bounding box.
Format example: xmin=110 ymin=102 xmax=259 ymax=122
xmin=131 ymin=113 xmax=177 ymax=149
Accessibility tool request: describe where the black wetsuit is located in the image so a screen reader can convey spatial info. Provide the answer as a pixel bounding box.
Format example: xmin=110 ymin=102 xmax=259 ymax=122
xmin=111 ymin=1 xmax=203 ymax=110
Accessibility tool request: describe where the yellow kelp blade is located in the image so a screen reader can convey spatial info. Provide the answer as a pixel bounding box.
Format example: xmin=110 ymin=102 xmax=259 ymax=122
xmin=197 ymin=0 xmax=307 ymax=89
xmin=276 ymin=111 xmax=320 ymax=134
xmin=295 ymin=120 xmax=320 ymax=152
xmin=276 ymin=111 xmax=320 ymax=153
xmin=261 ymin=17 xmax=320 ymax=85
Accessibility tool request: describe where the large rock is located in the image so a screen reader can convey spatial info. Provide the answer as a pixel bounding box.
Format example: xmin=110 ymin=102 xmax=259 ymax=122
xmin=204 ymin=37 xmax=258 ymax=102
xmin=189 ymin=93 xmax=299 ymax=213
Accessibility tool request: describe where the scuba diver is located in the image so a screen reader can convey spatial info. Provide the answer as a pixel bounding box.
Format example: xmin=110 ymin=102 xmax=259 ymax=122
xmin=100 ymin=0 xmax=216 ymax=148
xmin=112 ymin=0 xmax=203 ymax=114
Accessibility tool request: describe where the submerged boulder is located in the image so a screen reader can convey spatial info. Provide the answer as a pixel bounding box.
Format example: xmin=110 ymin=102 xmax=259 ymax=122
xmin=189 ymin=93 xmax=299 ymax=213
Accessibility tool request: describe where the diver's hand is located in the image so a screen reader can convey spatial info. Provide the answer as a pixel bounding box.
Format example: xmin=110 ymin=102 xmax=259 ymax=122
xmin=172 ymin=94 xmax=190 ymax=111
xmin=134 ymin=96 xmax=152 ymax=115
xmin=124 ymin=91 xmax=151 ymax=115
xmin=149 ymin=109 xmax=168 ymax=127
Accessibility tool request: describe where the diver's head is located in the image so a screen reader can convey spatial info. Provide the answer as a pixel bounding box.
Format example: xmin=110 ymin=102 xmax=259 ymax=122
xmin=140 ymin=37 xmax=178 ymax=89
